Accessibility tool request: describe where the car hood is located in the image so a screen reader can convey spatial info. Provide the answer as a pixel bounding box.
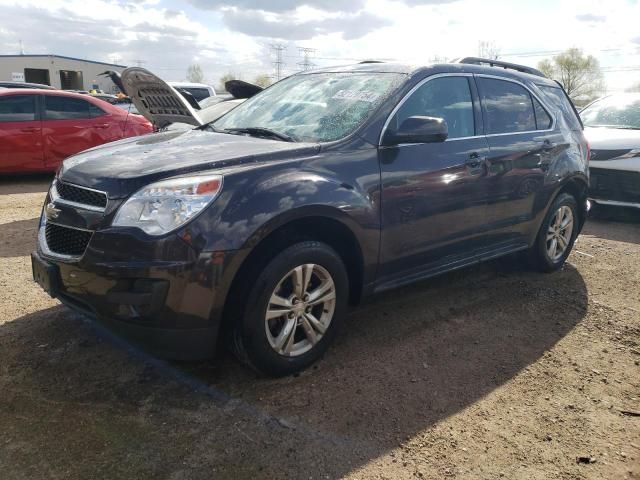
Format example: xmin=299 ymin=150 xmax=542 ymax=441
xmin=59 ymin=129 xmax=320 ymax=198
xmin=584 ymin=126 xmax=640 ymax=150
xmin=121 ymin=67 xmax=203 ymax=128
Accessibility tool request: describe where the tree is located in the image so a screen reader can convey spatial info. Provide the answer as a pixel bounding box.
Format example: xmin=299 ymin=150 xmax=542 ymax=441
xmin=478 ymin=41 xmax=500 ymax=60
xmin=537 ymin=48 xmax=605 ymax=103
xmin=186 ymin=64 xmax=204 ymax=83
xmin=253 ymin=74 xmax=272 ymax=88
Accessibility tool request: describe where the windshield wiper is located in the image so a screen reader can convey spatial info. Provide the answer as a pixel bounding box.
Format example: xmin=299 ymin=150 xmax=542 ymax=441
xmin=224 ymin=127 xmax=296 ymax=142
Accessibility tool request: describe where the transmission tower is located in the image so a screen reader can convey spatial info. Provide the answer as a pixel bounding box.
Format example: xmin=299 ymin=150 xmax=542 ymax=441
xmin=271 ymin=44 xmax=286 ymax=81
xmin=297 ymin=47 xmax=316 ymax=71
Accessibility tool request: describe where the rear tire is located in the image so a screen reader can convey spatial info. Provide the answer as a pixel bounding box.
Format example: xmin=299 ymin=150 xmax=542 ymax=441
xmin=230 ymin=241 xmax=348 ymax=377
xmin=528 ymin=193 xmax=579 ymax=272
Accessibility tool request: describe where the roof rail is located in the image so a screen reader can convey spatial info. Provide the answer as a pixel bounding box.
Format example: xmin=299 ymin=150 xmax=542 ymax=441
xmin=451 ymin=57 xmax=546 ymax=78
xmin=359 ymin=60 xmax=385 ymax=64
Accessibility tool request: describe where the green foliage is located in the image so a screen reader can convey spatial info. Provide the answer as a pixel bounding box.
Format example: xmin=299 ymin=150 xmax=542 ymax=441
xmin=537 ymin=48 xmax=605 ymax=103
xmin=253 ymin=74 xmax=272 ymax=88
xmin=186 ymin=64 xmax=204 ymax=83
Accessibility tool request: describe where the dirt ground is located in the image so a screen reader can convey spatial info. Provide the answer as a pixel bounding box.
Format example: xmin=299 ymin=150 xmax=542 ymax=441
xmin=0 ymin=175 xmax=638 ymax=480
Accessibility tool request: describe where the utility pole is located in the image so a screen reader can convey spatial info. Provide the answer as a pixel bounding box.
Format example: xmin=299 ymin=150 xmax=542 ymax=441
xmin=19 ymin=39 xmax=24 ymax=55
xmin=271 ymin=44 xmax=286 ymax=81
xmin=297 ymin=47 xmax=316 ymax=71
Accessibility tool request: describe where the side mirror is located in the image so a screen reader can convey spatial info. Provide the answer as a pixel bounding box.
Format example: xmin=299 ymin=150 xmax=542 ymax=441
xmin=383 ymin=116 xmax=448 ymax=146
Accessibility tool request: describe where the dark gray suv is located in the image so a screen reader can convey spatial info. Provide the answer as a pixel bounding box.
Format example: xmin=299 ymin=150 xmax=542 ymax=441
xmin=32 ymin=58 xmax=589 ymax=376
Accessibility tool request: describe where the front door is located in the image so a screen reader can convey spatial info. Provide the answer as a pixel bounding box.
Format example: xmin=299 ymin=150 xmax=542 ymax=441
xmin=41 ymin=95 xmax=117 ymax=169
xmin=378 ymin=75 xmax=491 ymax=282
xmin=0 ymin=94 xmax=44 ymax=173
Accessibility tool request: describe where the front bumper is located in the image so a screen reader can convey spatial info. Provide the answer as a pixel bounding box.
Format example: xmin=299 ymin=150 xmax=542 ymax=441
xmin=32 ymin=244 xmax=243 ymax=361
xmin=589 ymin=166 xmax=640 ymax=208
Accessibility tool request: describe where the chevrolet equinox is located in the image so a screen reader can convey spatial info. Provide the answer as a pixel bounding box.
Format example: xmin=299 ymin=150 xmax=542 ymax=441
xmin=32 ymin=59 xmax=589 ymax=376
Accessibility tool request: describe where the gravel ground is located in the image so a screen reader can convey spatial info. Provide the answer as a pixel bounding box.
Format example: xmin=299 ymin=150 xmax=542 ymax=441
xmin=0 ymin=175 xmax=638 ymax=480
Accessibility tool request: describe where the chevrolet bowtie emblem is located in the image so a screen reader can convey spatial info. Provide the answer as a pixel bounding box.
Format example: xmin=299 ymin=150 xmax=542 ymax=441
xmin=45 ymin=202 xmax=61 ymax=220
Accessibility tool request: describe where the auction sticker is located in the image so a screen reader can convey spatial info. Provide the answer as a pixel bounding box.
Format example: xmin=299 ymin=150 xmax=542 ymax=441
xmin=332 ymin=90 xmax=380 ymax=102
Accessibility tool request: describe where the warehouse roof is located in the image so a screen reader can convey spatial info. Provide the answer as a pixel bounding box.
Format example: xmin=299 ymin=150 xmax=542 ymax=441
xmin=0 ymin=54 xmax=127 ymax=68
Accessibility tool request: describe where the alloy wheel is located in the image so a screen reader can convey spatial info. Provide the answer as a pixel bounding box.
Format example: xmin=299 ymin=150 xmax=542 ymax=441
xmin=264 ymin=264 xmax=336 ymax=357
xmin=546 ymin=205 xmax=574 ymax=262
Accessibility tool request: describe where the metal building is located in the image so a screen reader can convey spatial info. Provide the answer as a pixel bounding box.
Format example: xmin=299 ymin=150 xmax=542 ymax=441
xmin=0 ymin=54 xmax=127 ymax=92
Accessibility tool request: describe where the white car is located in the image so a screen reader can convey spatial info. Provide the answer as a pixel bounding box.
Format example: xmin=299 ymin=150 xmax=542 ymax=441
xmin=167 ymin=81 xmax=216 ymax=102
xmin=121 ymin=68 xmax=262 ymax=130
xmin=581 ymin=93 xmax=640 ymax=209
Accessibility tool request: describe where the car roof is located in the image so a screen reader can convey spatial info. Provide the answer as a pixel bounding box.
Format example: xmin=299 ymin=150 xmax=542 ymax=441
xmin=0 ymin=81 xmax=56 ymax=89
xmin=301 ymin=61 xmax=558 ymax=86
xmin=0 ymin=88 xmax=101 ymax=98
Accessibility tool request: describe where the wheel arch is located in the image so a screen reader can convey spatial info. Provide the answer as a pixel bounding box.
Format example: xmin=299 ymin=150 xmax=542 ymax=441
xmin=218 ymin=208 xmax=368 ymax=343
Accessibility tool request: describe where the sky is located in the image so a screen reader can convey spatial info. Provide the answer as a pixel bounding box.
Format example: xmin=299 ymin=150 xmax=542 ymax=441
xmin=0 ymin=0 xmax=638 ymax=91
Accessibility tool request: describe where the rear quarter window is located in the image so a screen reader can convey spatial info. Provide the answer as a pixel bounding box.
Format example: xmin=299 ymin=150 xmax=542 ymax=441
xmin=537 ymin=85 xmax=582 ymax=130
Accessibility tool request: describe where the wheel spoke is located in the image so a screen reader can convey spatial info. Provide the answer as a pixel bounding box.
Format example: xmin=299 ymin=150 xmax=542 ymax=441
xmin=273 ymin=317 xmax=296 ymax=353
xmin=270 ymin=293 xmax=291 ymax=308
xmin=292 ymin=264 xmax=314 ymax=298
xmin=307 ymin=280 xmax=335 ymax=305
xmin=557 ymin=234 xmax=567 ymax=250
xmin=549 ymin=238 xmax=558 ymax=259
xmin=561 ymin=216 xmax=573 ymax=229
xmin=304 ymin=312 xmax=327 ymax=334
xmin=299 ymin=315 xmax=319 ymax=345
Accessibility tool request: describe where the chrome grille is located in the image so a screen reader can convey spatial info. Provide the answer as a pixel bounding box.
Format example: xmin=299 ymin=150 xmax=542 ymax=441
xmin=55 ymin=181 xmax=107 ymax=209
xmin=44 ymin=223 xmax=93 ymax=257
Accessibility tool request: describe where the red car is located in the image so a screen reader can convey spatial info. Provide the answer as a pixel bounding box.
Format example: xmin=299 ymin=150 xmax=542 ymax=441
xmin=0 ymin=89 xmax=153 ymax=173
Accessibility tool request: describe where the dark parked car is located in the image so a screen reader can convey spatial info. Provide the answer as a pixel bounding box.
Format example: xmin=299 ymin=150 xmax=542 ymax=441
xmin=32 ymin=59 xmax=589 ymax=376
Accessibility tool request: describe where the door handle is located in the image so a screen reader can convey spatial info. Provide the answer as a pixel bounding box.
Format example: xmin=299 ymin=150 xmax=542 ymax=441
xmin=541 ymin=140 xmax=556 ymax=151
xmin=93 ymin=124 xmax=110 ymax=129
xmin=20 ymin=127 xmax=39 ymax=133
xmin=465 ymin=152 xmax=487 ymax=175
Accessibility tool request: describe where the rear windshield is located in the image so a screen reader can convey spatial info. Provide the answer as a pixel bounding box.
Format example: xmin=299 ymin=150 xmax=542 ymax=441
xmin=538 ymin=85 xmax=583 ymax=130
xmin=181 ymin=87 xmax=211 ymax=101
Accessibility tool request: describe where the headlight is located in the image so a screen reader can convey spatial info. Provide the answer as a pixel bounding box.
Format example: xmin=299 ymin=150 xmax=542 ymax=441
xmin=112 ymin=174 xmax=223 ymax=235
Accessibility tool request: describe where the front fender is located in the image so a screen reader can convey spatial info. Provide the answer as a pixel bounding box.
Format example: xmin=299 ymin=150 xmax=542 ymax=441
xmin=184 ymin=165 xmax=380 ymax=259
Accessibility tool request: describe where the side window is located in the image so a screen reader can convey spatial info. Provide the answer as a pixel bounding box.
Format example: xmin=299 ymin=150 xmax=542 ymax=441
xmin=538 ymin=85 xmax=582 ymax=130
xmin=394 ymin=76 xmax=475 ymax=139
xmin=0 ymin=95 xmax=36 ymax=122
xmin=477 ymin=77 xmax=536 ymax=134
xmin=532 ymin=96 xmax=552 ymax=130
xmin=44 ymin=96 xmax=93 ymax=120
xmin=89 ymin=103 xmax=105 ymax=118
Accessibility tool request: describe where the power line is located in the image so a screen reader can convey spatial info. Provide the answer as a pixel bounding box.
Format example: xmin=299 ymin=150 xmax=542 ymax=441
xmin=270 ymin=43 xmax=286 ymax=81
xmin=297 ymin=47 xmax=316 ymax=71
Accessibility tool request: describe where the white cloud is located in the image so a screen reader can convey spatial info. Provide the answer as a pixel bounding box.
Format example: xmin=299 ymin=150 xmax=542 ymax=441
xmin=0 ymin=0 xmax=638 ymax=90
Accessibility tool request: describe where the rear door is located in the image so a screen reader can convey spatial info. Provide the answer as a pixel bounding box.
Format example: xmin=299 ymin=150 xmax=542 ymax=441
xmin=0 ymin=94 xmax=44 ymax=173
xmin=42 ymin=95 xmax=121 ymax=169
xmin=476 ymin=75 xmax=560 ymax=245
xmin=378 ymin=74 xmax=492 ymax=280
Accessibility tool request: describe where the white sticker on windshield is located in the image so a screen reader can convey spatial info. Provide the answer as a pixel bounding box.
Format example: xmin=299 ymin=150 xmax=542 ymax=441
xmin=332 ymin=90 xmax=381 ymax=102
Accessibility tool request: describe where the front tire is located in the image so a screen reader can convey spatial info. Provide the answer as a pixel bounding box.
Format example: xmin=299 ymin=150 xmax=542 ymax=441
xmin=529 ymin=192 xmax=579 ymax=272
xmin=231 ymin=241 xmax=349 ymax=377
